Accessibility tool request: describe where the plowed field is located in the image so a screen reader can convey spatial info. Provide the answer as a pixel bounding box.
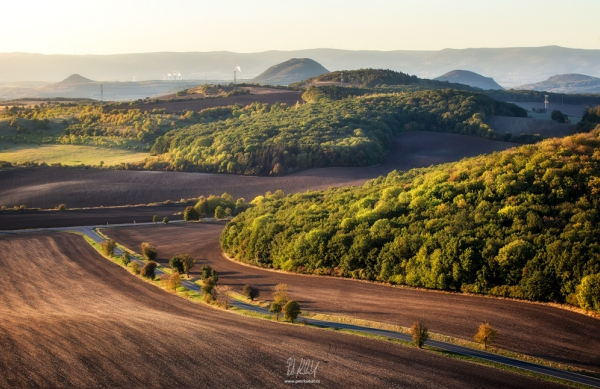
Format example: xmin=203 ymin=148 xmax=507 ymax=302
xmin=0 ymin=232 xmax=562 ymax=388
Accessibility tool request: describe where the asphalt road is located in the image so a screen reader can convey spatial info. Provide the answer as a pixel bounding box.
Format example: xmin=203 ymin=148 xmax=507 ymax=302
xmin=2 ymin=222 xmax=599 ymax=388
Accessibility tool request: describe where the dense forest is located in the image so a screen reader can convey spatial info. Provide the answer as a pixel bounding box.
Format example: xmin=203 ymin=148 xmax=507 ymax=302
xmin=149 ymin=90 xmax=526 ymax=174
xmin=485 ymin=89 xmax=600 ymax=106
xmin=221 ymin=128 xmax=600 ymax=309
xmin=578 ymin=106 xmax=600 ymax=132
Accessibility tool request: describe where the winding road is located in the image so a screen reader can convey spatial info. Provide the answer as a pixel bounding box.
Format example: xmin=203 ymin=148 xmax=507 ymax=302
xmin=2 ymin=222 xmax=599 ymax=388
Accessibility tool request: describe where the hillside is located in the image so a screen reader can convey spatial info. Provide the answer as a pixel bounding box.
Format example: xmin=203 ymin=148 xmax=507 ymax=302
xmin=434 ymin=70 xmax=504 ymax=90
xmin=294 ymin=68 xmax=420 ymax=88
xmin=253 ymin=58 xmax=329 ymax=85
xmin=149 ymin=90 xmax=526 ymax=174
xmin=221 ymin=129 xmax=600 ymax=310
xmin=59 ymin=74 xmax=93 ymax=84
xmin=517 ymin=74 xmax=600 ymax=94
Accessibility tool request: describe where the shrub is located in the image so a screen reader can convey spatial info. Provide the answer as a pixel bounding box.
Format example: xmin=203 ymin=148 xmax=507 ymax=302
xmin=577 ymin=274 xmax=600 ymax=312
xmin=121 ymin=252 xmax=131 ymax=266
xmin=269 ymin=301 xmax=283 ymax=320
xmin=152 ymin=215 xmax=160 ymax=224
xmin=162 ymin=216 xmax=169 ymax=224
xmin=474 ymin=323 xmax=498 ymax=349
xmin=273 ymin=283 xmax=288 ymax=305
xmin=141 ymin=261 xmax=158 ymax=279
xmin=170 ymin=254 xmax=195 ymax=275
xmin=100 ymin=239 xmax=116 ymax=257
xmin=410 ymin=322 xmax=429 ymax=348
xmin=56 ymin=204 xmax=67 ymax=211
xmin=202 ymin=277 xmax=217 ymax=296
xmin=242 ymin=284 xmax=260 ymax=301
xmin=184 ymin=206 xmax=200 ymax=221
xmin=141 ymin=242 xmax=157 ymax=261
xmin=165 ymin=272 xmax=181 ymax=290
xmin=283 ymin=300 xmax=301 ymax=323
xmin=131 ymin=262 xmax=141 ymax=274
xmin=201 ymin=264 xmax=216 ymax=280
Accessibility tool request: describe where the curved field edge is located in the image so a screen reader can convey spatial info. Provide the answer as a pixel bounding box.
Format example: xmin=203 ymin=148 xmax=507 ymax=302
xmin=89 ymin=227 xmax=597 ymax=381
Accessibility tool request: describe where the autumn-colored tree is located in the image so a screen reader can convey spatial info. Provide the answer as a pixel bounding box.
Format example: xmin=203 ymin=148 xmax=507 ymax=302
xmin=283 ymin=300 xmax=301 ymax=323
xmin=141 ymin=242 xmax=157 ymax=261
xmin=410 ymin=322 xmax=429 ymax=348
xmin=100 ymin=239 xmax=116 ymax=257
xmin=474 ymin=322 xmax=498 ymax=349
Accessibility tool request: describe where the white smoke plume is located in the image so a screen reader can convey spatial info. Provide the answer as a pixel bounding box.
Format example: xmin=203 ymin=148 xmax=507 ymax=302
xmin=236 ymin=66 xmax=241 ymax=72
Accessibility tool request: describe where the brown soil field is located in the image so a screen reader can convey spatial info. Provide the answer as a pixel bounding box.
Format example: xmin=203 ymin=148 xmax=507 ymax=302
xmin=0 ymin=204 xmax=184 ymax=230
xmin=0 ymin=232 xmax=563 ymax=388
xmin=102 ymin=222 xmax=600 ymax=373
xmin=0 ymin=132 xmax=517 ymax=209
xmin=129 ymin=90 xmax=303 ymax=113
xmin=486 ymin=115 xmax=575 ymax=138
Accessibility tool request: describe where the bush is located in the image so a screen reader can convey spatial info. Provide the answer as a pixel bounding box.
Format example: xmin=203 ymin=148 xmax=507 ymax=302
xmin=162 ymin=216 xmax=169 ymax=224
xmin=269 ymin=301 xmax=283 ymax=320
xmin=410 ymin=322 xmax=429 ymax=348
xmin=100 ymin=239 xmax=116 ymax=257
xmin=577 ymin=274 xmax=600 ymax=312
xmin=131 ymin=262 xmax=141 ymax=274
xmin=202 ymin=277 xmax=216 ymax=296
xmin=56 ymin=204 xmax=67 ymax=211
xmin=273 ymin=283 xmax=288 ymax=305
xmin=165 ymin=272 xmax=181 ymax=290
xmin=242 ymin=284 xmax=260 ymax=301
xmin=152 ymin=215 xmax=160 ymax=224
xmin=140 ymin=261 xmax=158 ymax=279
xmin=121 ymin=252 xmax=131 ymax=266
xmin=283 ymin=300 xmax=301 ymax=323
xmin=141 ymin=242 xmax=157 ymax=261
xmin=215 ymin=206 xmax=226 ymax=219
xmin=474 ymin=323 xmax=498 ymax=349
xmin=184 ymin=206 xmax=200 ymax=221
xmin=170 ymin=254 xmax=195 ymax=275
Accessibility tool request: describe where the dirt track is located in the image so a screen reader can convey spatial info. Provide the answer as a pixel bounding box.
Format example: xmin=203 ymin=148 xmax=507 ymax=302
xmin=0 ymin=232 xmax=562 ymax=388
xmin=102 ymin=222 xmax=600 ymax=373
xmin=0 ymin=132 xmax=517 ymax=209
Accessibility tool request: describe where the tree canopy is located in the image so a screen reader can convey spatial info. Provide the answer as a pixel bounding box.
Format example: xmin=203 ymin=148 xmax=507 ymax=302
xmin=221 ymin=129 xmax=600 ymax=309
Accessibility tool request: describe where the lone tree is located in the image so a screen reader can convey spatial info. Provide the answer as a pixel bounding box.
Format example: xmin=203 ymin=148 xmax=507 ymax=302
xmin=274 ymin=283 xmax=289 ymax=305
xmin=474 ymin=323 xmax=498 ymax=349
xmin=162 ymin=216 xmax=169 ymax=224
xmin=410 ymin=322 xmax=429 ymax=348
xmin=152 ymin=215 xmax=160 ymax=224
xmin=283 ymin=300 xmax=302 ymax=323
xmin=269 ymin=301 xmax=283 ymax=320
xmin=214 ymin=206 xmax=226 ymax=219
xmin=242 ymin=284 xmax=260 ymax=301
xmin=131 ymin=262 xmax=141 ymax=274
xmin=100 ymin=239 xmax=116 ymax=257
xmin=170 ymin=254 xmax=195 ymax=276
xmin=202 ymin=277 xmax=217 ymax=298
xmin=140 ymin=261 xmax=158 ymax=280
xmin=121 ymin=251 xmax=131 ymax=266
xmin=184 ymin=206 xmax=200 ymax=221
xmin=141 ymin=242 xmax=157 ymax=261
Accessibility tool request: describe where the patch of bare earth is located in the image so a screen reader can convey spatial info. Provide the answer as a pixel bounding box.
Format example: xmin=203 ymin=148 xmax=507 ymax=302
xmin=0 ymin=232 xmax=564 ymax=388
xmin=103 ymin=222 xmax=600 ymax=373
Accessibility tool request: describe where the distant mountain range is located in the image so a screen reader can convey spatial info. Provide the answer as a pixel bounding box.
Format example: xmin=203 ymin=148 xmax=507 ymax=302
xmin=517 ymin=74 xmax=600 ymax=94
xmin=253 ymin=58 xmax=329 ymax=85
xmin=434 ymin=70 xmax=504 ymax=90
xmin=2 ymin=74 xmax=203 ymax=101
xmin=1 ymin=46 xmax=599 ymax=87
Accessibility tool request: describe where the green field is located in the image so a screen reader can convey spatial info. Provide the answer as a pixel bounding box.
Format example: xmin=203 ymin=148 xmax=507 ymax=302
xmin=0 ymin=142 xmax=149 ymax=166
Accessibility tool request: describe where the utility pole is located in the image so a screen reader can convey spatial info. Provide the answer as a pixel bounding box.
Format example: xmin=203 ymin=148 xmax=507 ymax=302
xmin=101 ymin=84 xmax=104 ymax=102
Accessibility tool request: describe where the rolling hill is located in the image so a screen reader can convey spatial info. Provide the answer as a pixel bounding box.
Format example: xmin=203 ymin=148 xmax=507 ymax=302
xmin=252 ymin=58 xmax=329 ymax=85
xmin=434 ymin=70 xmax=504 ymax=90
xmin=517 ymin=74 xmax=600 ymax=94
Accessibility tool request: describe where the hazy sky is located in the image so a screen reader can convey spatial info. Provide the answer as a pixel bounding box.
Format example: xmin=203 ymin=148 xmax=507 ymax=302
xmin=3 ymin=0 xmax=600 ymax=54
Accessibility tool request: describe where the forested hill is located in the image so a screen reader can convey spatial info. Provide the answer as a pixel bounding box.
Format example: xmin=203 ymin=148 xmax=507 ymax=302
xmin=148 ymin=90 xmax=526 ymax=174
xmin=221 ymin=129 xmax=600 ymax=310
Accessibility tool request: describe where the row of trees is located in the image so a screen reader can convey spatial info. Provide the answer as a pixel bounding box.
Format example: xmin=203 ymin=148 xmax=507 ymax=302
xmin=150 ymin=90 xmax=526 ymax=175
xmin=221 ymin=129 xmax=600 ymax=310
xmin=410 ymin=321 xmax=498 ymax=350
xmin=183 ymin=193 xmax=249 ymax=220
